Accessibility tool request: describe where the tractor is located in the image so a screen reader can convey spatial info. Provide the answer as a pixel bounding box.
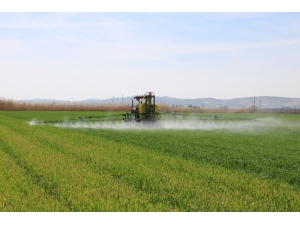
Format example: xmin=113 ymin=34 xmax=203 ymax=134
xmin=125 ymin=91 xmax=159 ymax=122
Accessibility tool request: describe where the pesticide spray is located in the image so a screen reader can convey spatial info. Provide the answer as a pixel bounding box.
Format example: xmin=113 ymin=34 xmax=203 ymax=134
xmin=28 ymin=117 xmax=291 ymax=132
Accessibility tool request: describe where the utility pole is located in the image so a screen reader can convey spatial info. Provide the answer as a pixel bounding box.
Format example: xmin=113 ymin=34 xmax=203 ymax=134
xmin=122 ymin=94 xmax=123 ymax=103
xmin=254 ymin=97 xmax=256 ymax=112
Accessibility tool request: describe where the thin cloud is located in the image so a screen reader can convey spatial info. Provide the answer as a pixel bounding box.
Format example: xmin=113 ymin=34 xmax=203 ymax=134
xmin=0 ymin=39 xmax=21 ymax=49
xmin=0 ymin=20 xmax=120 ymax=29
xmin=155 ymin=39 xmax=300 ymax=55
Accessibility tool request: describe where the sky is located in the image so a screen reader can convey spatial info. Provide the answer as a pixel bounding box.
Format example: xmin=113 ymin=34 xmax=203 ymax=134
xmin=1 ymin=2 xmax=300 ymax=101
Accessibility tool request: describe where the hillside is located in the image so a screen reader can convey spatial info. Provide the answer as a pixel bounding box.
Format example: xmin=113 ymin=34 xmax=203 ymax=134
xmin=16 ymin=96 xmax=300 ymax=108
xmin=81 ymin=96 xmax=300 ymax=108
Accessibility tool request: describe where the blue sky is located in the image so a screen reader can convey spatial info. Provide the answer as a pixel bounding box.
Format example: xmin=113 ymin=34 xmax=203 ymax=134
xmin=1 ymin=11 xmax=300 ymax=100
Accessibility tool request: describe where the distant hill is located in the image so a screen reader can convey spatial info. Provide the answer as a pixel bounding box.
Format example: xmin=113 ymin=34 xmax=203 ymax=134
xmin=80 ymin=97 xmax=134 ymax=104
xmin=83 ymin=96 xmax=300 ymax=108
xmin=18 ymin=96 xmax=300 ymax=108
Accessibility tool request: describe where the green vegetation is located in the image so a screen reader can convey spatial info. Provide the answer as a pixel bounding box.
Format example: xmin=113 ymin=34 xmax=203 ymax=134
xmin=0 ymin=111 xmax=300 ymax=211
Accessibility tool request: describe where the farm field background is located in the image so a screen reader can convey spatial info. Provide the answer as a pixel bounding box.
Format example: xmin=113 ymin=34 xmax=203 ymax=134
xmin=0 ymin=111 xmax=300 ymax=211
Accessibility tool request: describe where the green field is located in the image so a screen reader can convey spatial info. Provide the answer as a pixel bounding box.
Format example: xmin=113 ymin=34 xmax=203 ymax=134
xmin=0 ymin=111 xmax=300 ymax=211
